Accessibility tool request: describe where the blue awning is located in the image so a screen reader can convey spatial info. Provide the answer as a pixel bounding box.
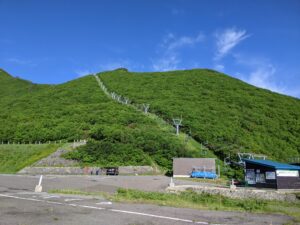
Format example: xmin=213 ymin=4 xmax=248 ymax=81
xmin=243 ymin=159 xmax=300 ymax=170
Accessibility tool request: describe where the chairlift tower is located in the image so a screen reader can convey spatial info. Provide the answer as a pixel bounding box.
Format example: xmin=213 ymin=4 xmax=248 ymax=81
xmin=172 ymin=117 xmax=182 ymax=135
xmin=142 ymin=103 xmax=150 ymax=114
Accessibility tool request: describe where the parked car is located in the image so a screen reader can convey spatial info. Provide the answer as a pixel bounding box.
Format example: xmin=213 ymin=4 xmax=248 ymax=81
xmin=106 ymin=167 xmax=119 ymax=175
xmin=231 ymin=179 xmax=246 ymax=187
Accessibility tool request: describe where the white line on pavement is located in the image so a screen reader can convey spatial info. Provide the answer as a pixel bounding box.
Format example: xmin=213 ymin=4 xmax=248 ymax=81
xmin=110 ymin=208 xmax=194 ymax=223
xmin=64 ymin=198 xmax=82 ymax=202
xmin=69 ymin=203 xmax=78 ymax=207
xmin=0 ymin=193 xmax=221 ymax=225
xmin=96 ymin=201 xmax=112 ymax=205
xmin=46 ymin=200 xmax=64 ymax=205
xmin=43 ymin=195 xmax=60 ymax=199
xmin=79 ymin=205 xmax=104 ymax=210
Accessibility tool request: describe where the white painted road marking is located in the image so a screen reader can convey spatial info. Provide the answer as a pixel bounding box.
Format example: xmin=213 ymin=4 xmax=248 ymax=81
xmin=43 ymin=195 xmax=60 ymax=199
xmin=110 ymin=208 xmax=195 ymax=223
xmin=64 ymin=198 xmax=82 ymax=202
xmin=0 ymin=193 xmax=223 ymax=225
xmin=96 ymin=201 xmax=112 ymax=205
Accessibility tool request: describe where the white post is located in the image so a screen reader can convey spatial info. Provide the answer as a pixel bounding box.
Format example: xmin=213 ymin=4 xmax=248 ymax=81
xmin=169 ymin=177 xmax=175 ymax=187
xmin=230 ymin=179 xmax=236 ymax=190
xmin=35 ymin=175 xmax=43 ymax=192
xmin=38 ymin=175 xmax=43 ymax=186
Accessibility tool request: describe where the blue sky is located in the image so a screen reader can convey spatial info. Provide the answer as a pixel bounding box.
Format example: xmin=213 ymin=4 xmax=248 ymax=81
xmin=0 ymin=0 xmax=300 ymax=98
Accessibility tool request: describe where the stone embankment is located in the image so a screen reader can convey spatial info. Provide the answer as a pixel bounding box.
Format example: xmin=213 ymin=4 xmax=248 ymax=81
xmin=18 ymin=166 xmax=156 ymax=175
xmin=33 ymin=149 xmax=78 ymax=167
xmin=18 ymin=141 xmax=158 ymax=175
xmin=167 ymin=185 xmax=299 ymax=202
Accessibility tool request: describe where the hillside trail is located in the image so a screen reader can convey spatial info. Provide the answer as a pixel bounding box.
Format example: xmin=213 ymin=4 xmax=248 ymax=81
xmin=93 ymin=74 xmax=213 ymax=159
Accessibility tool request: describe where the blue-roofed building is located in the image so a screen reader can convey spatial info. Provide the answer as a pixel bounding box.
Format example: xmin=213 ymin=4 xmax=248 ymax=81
xmin=243 ymin=159 xmax=300 ymax=189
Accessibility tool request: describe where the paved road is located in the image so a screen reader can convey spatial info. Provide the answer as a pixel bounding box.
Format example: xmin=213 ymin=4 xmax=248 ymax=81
xmin=0 ymin=175 xmax=292 ymax=225
xmin=0 ymin=174 xmax=202 ymax=193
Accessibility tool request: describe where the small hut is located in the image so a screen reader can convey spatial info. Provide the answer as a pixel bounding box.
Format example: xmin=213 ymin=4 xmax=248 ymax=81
xmin=173 ymin=158 xmax=216 ymax=178
xmin=244 ymin=159 xmax=300 ymax=189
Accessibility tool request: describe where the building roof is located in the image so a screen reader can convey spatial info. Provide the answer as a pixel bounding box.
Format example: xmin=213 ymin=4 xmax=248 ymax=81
xmin=244 ymin=159 xmax=300 ymax=170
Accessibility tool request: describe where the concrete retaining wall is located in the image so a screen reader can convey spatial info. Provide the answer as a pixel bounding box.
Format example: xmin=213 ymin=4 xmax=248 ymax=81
xmin=167 ymin=185 xmax=299 ymax=202
xmin=18 ymin=167 xmax=84 ymax=175
xmin=18 ymin=166 xmax=157 ymax=175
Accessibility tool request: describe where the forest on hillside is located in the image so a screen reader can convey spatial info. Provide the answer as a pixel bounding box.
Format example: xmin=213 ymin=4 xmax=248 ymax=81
xmin=1 ymin=67 xmax=299 ymax=172
xmin=100 ymin=69 xmax=300 ymax=162
xmin=0 ymin=69 xmax=191 ymax=170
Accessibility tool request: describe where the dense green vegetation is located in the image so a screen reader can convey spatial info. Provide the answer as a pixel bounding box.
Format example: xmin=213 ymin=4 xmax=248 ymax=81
xmin=0 ymin=144 xmax=60 ymax=173
xmin=2 ymin=67 xmax=299 ymax=172
xmin=0 ymin=69 xmax=193 ymax=170
xmin=100 ymin=69 xmax=300 ymax=162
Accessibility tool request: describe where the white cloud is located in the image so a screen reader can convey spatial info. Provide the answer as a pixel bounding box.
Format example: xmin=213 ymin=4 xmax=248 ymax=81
xmin=6 ymin=58 xmax=37 ymax=66
xmin=153 ymin=32 xmax=205 ymax=71
xmin=75 ymin=59 xmax=143 ymax=76
xmin=75 ymin=70 xmax=92 ymax=77
xmin=152 ymin=53 xmax=180 ymax=71
xmin=234 ymin=57 xmax=299 ymax=98
xmin=215 ymin=28 xmax=250 ymax=60
xmin=171 ymin=8 xmax=185 ymax=16
xmin=234 ymin=54 xmax=286 ymax=93
xmin=244 ymin=66 xmax=300 ymax=98
xmin=97 ymin=60 xmax=131 ymax=71
xmin=245 ymin=64 xmax=286 ymax=94
xmin=214 ymin=64 xmax=225 ymax=71
xmin=162 ymin=32 xmax=205 ymax=51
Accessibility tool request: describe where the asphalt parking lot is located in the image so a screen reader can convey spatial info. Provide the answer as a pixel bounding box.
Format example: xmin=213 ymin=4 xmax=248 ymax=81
xmin=0 ymin=174 xmax=199 ymax=193
xmin=0 ymin=175 xmax=292 ymax=225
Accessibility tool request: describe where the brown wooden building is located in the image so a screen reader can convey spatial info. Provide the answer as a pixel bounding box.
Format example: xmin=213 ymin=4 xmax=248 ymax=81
xmin=244 ymin=159 xmax=300 ymax=189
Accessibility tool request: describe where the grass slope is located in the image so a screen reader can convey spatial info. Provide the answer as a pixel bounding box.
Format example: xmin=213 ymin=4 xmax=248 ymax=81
xmin=100 ymin=69 xmax=300 ymax=162
xmin=0 ymin=144 xmax=60 ymax=173
xmin=0 ymin=69 xmax=197 ymax=170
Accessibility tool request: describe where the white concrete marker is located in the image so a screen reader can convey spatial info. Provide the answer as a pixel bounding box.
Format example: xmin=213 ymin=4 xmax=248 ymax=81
xmin=169 ymin=177 xmax=175 ymax=187
xmin=35 ymin=175 xmax=43 ymax=192
xmin=230 ymin=179 xmax=236 ymax=191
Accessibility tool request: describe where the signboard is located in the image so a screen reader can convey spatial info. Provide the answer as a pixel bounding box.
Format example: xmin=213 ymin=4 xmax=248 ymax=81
xmin=276 ymin=170 xmax=299 ymax=177
xmin=266 ymin=171 xmax=276 ymax=180
xmin=245 ymin=169 xmax=256 ymax=184
xmin=256 ymin=173 xmax=266 ymax=183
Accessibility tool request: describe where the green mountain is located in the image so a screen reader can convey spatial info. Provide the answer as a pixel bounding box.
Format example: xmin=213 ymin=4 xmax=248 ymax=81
xmin=100 ymin=69 xmax=300 ymax=162
xmin=1 ymin=68 xmax=299 ymax=173
xmin=0 ymin=69 xmax=192 ymax=170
